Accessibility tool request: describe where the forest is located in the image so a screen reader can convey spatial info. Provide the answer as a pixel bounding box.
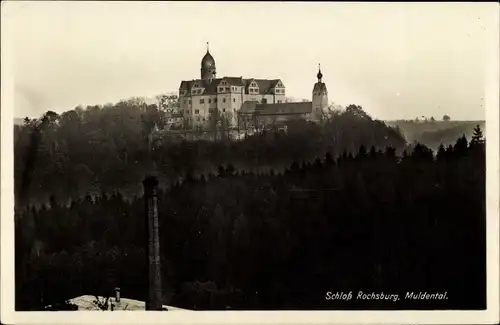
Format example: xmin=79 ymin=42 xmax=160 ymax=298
xmin=14 ymin=98 xmax=486 ymax=310
xmin=387 ymin=119 xmax=486 ymax=150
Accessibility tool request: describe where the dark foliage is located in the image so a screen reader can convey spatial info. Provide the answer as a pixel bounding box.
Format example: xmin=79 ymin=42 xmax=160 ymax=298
xmin=14 ymin=102 xmax=406 ymax=207
xmin=14 ymin=102 xmax=485 ymax=310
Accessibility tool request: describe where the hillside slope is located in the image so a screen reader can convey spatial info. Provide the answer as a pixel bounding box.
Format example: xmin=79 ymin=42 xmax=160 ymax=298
xmin=386 ymin=120 xmax=486 ymax=150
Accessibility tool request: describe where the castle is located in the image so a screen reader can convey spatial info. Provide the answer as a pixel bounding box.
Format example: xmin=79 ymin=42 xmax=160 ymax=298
xmin=178 ymin=44 xmax=329 ymax=130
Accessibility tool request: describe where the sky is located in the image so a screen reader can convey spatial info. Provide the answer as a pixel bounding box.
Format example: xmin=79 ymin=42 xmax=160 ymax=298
xmin=3 ymin=1 xmax=498 ymax=120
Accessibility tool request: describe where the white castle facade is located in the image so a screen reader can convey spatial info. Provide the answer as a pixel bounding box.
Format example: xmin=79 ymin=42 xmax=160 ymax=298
xmin=178 ymin=44 xmax=329 ymax=129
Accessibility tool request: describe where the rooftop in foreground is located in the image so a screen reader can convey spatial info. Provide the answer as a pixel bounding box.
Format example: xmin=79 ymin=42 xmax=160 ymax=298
xmin=59 ymin=295 xmax=192 ymax=311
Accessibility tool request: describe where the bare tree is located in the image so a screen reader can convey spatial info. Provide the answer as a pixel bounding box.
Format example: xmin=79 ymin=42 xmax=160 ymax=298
xmin=156 ymin=94 xmax=180 ymax=115
xmin=252 ymin=112 xmax=265 ymax=135
xmin=208 ymin=108 xmax=220 ymax=141
xmin=268 ymin=115 xmax=278 ymax=131
xmin=193 ymin=121 xmax=205 ymax=140
xmin=180 ymin=116 xmax=191 ymax=139
xmin=220 ymin=111 xmax=234 ymax=141
xmin=236 ymin=112 xmax=253 ymax=139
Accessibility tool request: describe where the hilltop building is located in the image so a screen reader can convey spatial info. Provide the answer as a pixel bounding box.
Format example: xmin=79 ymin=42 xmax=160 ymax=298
xmin=178 ymin=43 xmax=329 ymax=129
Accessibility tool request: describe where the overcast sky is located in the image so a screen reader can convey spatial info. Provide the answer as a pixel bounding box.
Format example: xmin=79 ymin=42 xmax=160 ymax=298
xmin=4 ymin=1 xmax=498 ymax=120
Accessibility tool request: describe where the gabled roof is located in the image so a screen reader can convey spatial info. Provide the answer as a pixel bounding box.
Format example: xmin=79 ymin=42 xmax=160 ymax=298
xmin=244 ymin=79 xmax=282 ymax=94
xmin=239 ymin=101 xmax=313 ymax=115
xmin=239 ymin=101 xmax=258 ymax=114
xmin=179 ymin=80 xmax=193 ymax=90
xmin=222 ymin=77 xmax=245 ymax=86
xmin=179 ymin=77 xmax=285 ymax=95
xmin=257 ymin=102 xmax=313 ymax=115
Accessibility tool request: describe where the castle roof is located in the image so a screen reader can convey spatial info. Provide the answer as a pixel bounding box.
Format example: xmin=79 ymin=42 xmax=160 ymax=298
xmin=239 ymin=101 xmax=312 ymax=116
xmin=179 ymin=77 xmax=284 ymax=95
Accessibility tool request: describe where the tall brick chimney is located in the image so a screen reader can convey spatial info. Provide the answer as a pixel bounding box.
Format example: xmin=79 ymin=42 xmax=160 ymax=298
xmin=143 ymin=175 xmax=164 ymax=310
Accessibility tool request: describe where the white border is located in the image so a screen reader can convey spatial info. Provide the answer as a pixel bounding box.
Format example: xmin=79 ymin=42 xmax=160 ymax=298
xmin=1 ymin=2 xmax=499 ymax=325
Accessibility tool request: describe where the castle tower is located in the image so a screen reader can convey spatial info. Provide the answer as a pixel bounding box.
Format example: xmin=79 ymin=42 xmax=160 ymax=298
xmin=201 ymin=42 xmax=216 ymax=82
xmin=312 ymin=64 xmax=328 ymax=121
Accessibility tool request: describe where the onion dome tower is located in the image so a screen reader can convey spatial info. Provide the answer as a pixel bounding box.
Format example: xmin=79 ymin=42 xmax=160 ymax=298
xmin=201 ymin=42 xmax=216 ymax=82
xmin=312 ymin=63 xmax=329 ymax=120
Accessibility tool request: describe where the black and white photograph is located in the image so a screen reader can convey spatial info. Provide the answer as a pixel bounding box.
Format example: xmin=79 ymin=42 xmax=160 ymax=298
xmin=1 ymin=1 xmax=499 ymax=324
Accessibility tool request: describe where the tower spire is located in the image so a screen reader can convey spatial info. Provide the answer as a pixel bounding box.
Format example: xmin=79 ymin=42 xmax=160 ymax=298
xmin=206 ymin=41 xmax=209 ymax=52
xmin=317 ymin=63 xmax=323 ymax=82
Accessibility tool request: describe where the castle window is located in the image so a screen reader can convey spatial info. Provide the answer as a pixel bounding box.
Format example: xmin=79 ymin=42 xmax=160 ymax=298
xmin=208 ymin=98 xmax=211 ymax=103
xmin=195 ymin=109 xmax=200 ymax=114
xmin=223 ymin=98 xmax=226 ymax=103
xmin=219 ymin=87 xmax=224 ymax=92
xmin=200 ymin=99 xmax=204 ymax=104
xmin=223 ymin=108 xmax=226 ymax=112
xmin=214 ymin=98 xmax=218 ymax=103
xmin=262 ymin=98 xmax=267 ymax=104
xmin=225 ymin=87 xmax=230 ymax=91
xmin=188 ymin=99 xmax=191 ymax=104
xmin=233 ymin=98 xmax=236 ymax=102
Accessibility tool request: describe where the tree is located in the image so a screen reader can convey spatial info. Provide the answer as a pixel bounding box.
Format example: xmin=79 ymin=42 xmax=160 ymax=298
xmin=208 ymin=108 xmax=221 ymax=141
xmin=443 ymin=115 xmax=451 ymax=122
xmin=345 ymin=105 xmax=371 ymax=120
xmin=157 ymin=94 xmax=180 ymax=116
xmin=470 ymin=124 xmax=485 ymax=145
xmin=181 ymin=116 xmax=192 ymax=138
xmin=236 ymin=112 xmax=252 ymax=138
xmin=220 ymin=111 xmax=234 ymax=141
xmin=15 ymin=126 xmax=486 ymax=310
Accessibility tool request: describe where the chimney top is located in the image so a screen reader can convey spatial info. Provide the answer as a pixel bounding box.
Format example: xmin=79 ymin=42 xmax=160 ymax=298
xmin=114 ymin=287 xmax=121 ymax=302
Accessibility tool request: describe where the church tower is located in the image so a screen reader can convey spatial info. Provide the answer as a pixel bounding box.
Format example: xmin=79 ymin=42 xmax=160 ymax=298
xmin=201 ymin=42 xmax=216 ymax=82
xmin=312 ymin=64 xmax=328 ymax=121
